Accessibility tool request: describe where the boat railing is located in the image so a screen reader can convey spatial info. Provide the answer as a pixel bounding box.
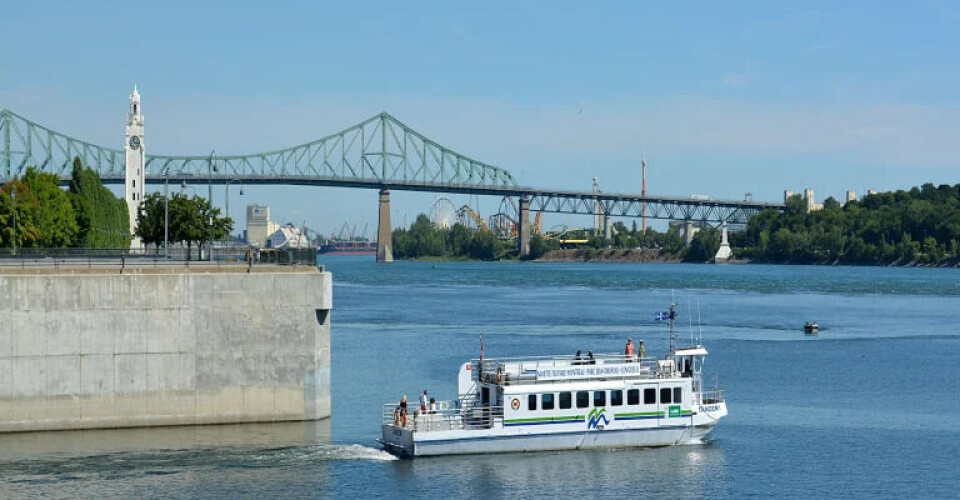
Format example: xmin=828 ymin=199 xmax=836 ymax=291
xmin=382 ymin=402 xmax=504 ymax=433
xmin=699 ymin=390 xmax=725 ymax=405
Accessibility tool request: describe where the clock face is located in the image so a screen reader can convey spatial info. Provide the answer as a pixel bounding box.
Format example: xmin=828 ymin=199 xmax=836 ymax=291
xmin=129 ymin=136 xmax=141 ymax=150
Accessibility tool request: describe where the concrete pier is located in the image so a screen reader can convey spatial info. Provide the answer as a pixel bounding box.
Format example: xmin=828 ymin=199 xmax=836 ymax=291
xmin=377 ymin=189 xmax=393 ymax=262
xmin=518 ymin=196 xmax=531 ymax=257
xmin=0 ymin=264 xmax=331 ymax=433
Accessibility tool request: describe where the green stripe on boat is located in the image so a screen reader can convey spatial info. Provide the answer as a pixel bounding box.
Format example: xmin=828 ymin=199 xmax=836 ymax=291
xmin=504 ymin=415 xmax=584 ymax=423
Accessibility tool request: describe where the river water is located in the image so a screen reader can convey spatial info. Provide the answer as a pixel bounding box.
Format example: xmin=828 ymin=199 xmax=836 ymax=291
xmin=2 ymin=257 xmax=959 ymax=498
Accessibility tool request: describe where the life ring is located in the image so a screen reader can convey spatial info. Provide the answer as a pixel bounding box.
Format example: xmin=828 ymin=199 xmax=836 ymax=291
xmin=511 ymin=398 xmax=520 ymax=410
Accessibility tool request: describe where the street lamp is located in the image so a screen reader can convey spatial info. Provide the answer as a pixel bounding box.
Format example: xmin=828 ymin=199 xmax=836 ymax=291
xmin=10 ymin=178 xmax=16 ymax=256
xmin=163 ymin=168 xmax=169 ymax=259
xmin=224 ymin=178 xmax=242 ymax=241
xmin=208 ymin=150 xmax=215 ymax=261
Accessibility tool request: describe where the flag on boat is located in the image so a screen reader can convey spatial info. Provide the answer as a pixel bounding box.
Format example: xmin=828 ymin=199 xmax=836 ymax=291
xmin=655 ymin=310 xmax=677 ymax=321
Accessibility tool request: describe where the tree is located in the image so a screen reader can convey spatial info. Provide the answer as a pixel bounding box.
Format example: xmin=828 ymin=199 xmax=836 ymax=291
xmin=16 ymin=168 xmax=79 ymax=248
xmin=469 ymin=230 xmax=501 ymax=260
xmin=527 ymin=234 xmax=560 ymax=260
xmin=684 ymin=227 xmax=721 ymax=262
xmin=69 ymin=157 xmax=130 ymax=248
xmin=137 ymin=192 xmax=232 ymax=259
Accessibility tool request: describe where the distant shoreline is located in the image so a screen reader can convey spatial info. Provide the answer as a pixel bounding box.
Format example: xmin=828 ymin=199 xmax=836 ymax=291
xmin=535 ymin=249 xmax=683 ymax=263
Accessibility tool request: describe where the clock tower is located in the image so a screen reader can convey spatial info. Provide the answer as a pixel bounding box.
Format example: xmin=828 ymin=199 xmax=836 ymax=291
xmin=125 ymin=85 xmax=145 ymax=249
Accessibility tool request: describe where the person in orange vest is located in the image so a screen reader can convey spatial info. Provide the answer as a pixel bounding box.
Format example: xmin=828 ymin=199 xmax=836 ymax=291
xmin=625 ymin=337 xmax=635 ymax=360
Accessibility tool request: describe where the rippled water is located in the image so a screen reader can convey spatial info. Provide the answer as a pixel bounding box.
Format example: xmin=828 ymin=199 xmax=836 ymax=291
xmin=2 ymin=258 xmax=958 ymax=498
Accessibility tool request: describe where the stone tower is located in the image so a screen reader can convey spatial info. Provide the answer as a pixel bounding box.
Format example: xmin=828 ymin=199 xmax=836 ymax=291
xmin=125 ymin=85 xmax=146 ymax=249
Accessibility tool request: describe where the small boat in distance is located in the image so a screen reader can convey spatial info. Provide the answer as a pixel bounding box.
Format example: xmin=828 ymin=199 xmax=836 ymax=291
xmin=379 ymin=304 xmax=727 ymax=457
xmin=804 ymin=321 xmax=819 ymax=334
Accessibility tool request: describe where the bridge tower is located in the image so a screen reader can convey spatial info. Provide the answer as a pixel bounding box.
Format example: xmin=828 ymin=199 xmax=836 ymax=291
xmin=377 ymin=189 xmax=393 ymax=262
xmin=125 ymin=86 xmax=146 ymax=249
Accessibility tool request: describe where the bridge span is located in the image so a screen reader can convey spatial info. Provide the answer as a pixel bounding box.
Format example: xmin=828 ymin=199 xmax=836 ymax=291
xmin=1 ymin=108 xmax=783 ymax=260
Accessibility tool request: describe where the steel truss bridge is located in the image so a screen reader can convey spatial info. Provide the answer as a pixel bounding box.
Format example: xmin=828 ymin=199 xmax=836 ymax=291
xmin=0 ymin=108 xmax=782 ymax=227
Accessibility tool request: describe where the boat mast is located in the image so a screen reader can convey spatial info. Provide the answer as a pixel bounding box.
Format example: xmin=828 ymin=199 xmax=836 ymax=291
xmin=668 ymin=302 xmax=678 ymax=350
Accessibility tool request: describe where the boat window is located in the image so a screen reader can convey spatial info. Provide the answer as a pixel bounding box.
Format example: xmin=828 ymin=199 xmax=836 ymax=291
xmin=628 ymin=389 xmax=640 ymax=405
xmin=482 ymin=387 xmax=490 ymax=405
xmin=673 ymin=387 xmax=682 ymax=403
xmin=542 ymin=393 xmax=555 ymax=410
xmin=576 ymin=391 xmax=589 ymax=408
xmin=559 ymin=392 xmax=572 ymax=409
xmin=611 ymin=390 xmax=623 ymax=406
xmin=593 ymin=391 xmax=606 ymax=407
xmin=528 ymin=394 xmax=537 ymax=411
xmin=644 ymin=388 xmax=656 ymax=405
xmin=660 ymin=388 xmax=672 ymax=404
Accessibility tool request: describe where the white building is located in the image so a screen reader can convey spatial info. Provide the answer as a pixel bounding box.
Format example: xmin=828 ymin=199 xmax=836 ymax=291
xmin=267 ymin=224 xmax=309 ymax=249
xmin=246 ymin=204 xmax=280 ymax=247
xmin=125 ymin=86 xmax=146 ymax=249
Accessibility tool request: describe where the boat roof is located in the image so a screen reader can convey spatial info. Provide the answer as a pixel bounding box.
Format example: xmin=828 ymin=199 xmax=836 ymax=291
xmin=672 ymin=346 xmax=708 ymax=356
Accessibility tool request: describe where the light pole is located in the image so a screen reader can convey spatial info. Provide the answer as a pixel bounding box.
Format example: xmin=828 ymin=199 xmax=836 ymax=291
xmin=207 ymin=151 xmax=215 ymax=260
xmin=163 ymin=168 xmax=169 ymax=259
xmin=224 ymin=178 xmax=242 ymax=241
xmin=10 ymin=178 xmax=16 ymax=256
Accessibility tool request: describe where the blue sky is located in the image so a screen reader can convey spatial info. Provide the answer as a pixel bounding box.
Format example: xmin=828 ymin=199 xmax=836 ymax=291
xmin=2 ymin=1 xmax=958 ymax=234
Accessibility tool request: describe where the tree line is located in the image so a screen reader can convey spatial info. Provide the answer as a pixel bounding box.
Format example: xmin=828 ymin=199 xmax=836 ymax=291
xmin=0 ymin=158 xmax=130 ymax=249
xmin=390 ymin=214 xmax=697 ymax=261
xmin=732 ymin=183 xmax=960 ymax=265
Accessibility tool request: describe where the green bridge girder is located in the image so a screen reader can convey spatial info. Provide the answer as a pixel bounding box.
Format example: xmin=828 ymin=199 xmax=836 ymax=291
xmin=0 ymin=109 xmax=517 ymax=189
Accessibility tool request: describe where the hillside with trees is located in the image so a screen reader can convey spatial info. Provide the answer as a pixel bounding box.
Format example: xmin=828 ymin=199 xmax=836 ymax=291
xmin=733 ymin=183 xmax=960 ymax=265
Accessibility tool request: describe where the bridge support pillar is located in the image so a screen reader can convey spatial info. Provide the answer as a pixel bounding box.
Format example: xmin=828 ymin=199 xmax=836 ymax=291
xmin=684 ymin=220 xmax=696 ymax=247
xmin=603 ymin=215 xmax=612 ymax=248
xmin=377 ymin=189 xmax=393 ymax=262
xmin=518 ymin=196 xmax=531 ymax=258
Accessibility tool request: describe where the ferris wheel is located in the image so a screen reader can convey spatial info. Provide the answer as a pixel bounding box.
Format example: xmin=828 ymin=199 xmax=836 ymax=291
xmin=430 ymin=197 xmax=458 ymax=229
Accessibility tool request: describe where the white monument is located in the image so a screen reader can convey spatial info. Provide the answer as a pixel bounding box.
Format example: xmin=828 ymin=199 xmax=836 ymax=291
xmin=714 ymin=222 xmax=732 ymax=262
xmin=125 ymin=85 xmax=146 ymax=249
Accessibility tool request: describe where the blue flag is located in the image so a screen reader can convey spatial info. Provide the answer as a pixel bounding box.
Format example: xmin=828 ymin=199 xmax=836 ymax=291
xmin=655 ymin=311 xmax=669 ymax=321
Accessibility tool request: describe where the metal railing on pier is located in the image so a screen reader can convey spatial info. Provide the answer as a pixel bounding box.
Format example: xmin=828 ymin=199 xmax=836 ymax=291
xmin=0 ymin=246 xmax=319 ymax=271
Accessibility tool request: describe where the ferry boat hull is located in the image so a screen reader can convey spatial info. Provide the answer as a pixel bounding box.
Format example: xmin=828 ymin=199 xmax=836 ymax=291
xmin=382 ymin=401 xmax=727 ymax=457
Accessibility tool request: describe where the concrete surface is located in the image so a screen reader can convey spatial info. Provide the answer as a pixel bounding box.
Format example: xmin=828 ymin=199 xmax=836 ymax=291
xmin=0 ymin=265 xmax=331 ymax=432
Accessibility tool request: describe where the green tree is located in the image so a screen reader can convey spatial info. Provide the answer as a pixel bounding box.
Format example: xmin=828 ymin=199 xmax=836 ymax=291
xmin=137 ymin=192 xmax=232 ymax=259
xmin=684 ymin=227 xmax=721 ymax=262
xmin=21 ymin=167 xmax=79 ymax=247
xmin=69 ymin=157 xmax=130 ymax=248
xmin=469 ymin=230 xmax=501 ymax=260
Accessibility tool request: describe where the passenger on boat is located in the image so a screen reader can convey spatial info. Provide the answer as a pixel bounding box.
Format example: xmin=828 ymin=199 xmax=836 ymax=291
xmin=637 ymin=340 xmax=646 ymax=360
xmin=625 ymin=338 xmax=635 ymax=360
xmin=429 ymin=398 xmax=437 ymax=413
xmin=395 ymin=395 xmax=408 ymax=427
xmin=588 ymin=350 xmax=596 ymax=364
xmin=420 ymin=390 xmax=429 ymax=411
xmin=574 ymin=350 xmax=582 ymax=365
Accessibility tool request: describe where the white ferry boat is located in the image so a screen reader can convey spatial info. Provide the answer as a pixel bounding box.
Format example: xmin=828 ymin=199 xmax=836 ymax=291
xmin=380 ymin=316 xmax=727 ymax=457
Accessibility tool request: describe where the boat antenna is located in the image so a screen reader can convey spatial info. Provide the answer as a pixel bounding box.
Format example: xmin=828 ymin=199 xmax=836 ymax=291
xmin=687 ymin=299 xmax=694 ymax=346
xmin=479 ymin=331 xmax=485 ymax=361
xmin=697 ymin=298 xmax=703 ymax=345
xmin=668 ymin=301 xmax=678 ymax=351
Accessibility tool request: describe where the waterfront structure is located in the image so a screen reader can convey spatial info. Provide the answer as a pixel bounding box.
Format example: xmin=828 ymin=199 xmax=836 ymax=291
xmin=246 ymin=204 xmax=280 ymax=247
xmin=125 ymin=86 xmax=146 ymax=249
xmin=0 ymin=108 xmax=785 ymax=260
xmin=267 ymin=224 xmax=309 ymax=249
xmin=380 ymin=344 xmax=726 ymax=457
xmin=0 ymin=263 xmax=331 ymax=432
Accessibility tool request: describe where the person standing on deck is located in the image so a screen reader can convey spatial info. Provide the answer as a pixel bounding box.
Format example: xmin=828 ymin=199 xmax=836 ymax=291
xmin=637 ymin=340 xmax=646 ymax=360
xmin=625 ymin=338 xmax=635 ymax=360
xmin=420 ymin=390 xmax=429 ymax=412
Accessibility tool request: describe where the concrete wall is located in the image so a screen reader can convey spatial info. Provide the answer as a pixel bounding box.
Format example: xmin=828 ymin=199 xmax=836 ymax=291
xmin=0 ymin=265 xmax=331 ymax=432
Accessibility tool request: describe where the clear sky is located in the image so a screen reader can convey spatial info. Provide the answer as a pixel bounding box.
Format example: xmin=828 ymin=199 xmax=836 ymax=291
xmin=2 ymin=1 xmax=958 ymax=235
